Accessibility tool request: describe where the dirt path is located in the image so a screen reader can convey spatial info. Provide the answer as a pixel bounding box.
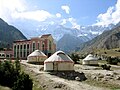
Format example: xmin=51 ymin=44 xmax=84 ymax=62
xmin=21 ymin=61 xmax=110 ymax=90
xmin=44 ymin=73 xmax=109 ymax=90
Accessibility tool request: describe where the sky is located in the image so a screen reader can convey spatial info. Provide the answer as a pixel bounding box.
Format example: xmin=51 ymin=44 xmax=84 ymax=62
xmin=0 ymin=0 xmax=120 ymax=30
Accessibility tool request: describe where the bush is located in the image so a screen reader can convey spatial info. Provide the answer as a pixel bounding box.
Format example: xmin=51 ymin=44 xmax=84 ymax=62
xmin=69 ymin=53 xmax=80 ymax=64
xmin=107 ymin=57 xmax=119 ymax=65
xmin=101 ymin=64 xmax=111 ymax=70
xmin=0 ymin=61 xmax=17 ymax=87
xmin=12 ymin=72 xmax=33 ymax=90
xmin=0 ymin=60 xmax=33 ymax=90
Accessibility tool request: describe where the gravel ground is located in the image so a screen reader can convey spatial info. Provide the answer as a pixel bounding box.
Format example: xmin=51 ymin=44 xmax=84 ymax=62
xmin=21 ymin=60 xmax=117 ymax=90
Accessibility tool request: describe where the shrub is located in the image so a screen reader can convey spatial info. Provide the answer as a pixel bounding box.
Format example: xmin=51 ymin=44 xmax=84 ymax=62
xmin=0 ymin=61 xmax=17 ymax=87
xmin=69 ymin=53 xmax=80 ymax=64
xmin=101 ymin=64 xmax=111 ymax=70
xmin=0 ymin=60 xmax=33 ymax=90
xmin=12 ymin=72 xmax=33 ymax=90
xmin=107 ymin=57 xmax=119 ymax=65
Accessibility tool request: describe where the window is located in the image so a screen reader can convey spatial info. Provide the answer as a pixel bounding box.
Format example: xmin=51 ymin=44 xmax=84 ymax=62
xmin=17 ymin=45 xmax=19 ymax=58
xmin=27 ymin=44 xmax=29 ymax=49
xmin=49 ymin=40 xmax=52 ymax=50
xmin=42 ymin=43 xmax=45 ymax=51
xmin=6 ymin=54 xmax=9 ymax=58
xmin=24 ymin=44 xmax=26 ymax=50
xmin=20 ymin=45 xmax=22 ymax=57
xmin=27 ymin=44 xmax=29 ymax=56
xmin=32 ymin=43 xmax=36 ymax=51
xmin=20 ymin=45 xmax=22 ymax=49
xmin=17 ymin=45 xmax=19 ymax=50
xmin=38 ymin=42 xmax=40 ymax=49
xmin=14 ymin=45 xmax=16 ymax=58
xmin=2 ymin=54 xmax=5 ymax=57
xmin=14 ymin=45 xmax=16 ymax=51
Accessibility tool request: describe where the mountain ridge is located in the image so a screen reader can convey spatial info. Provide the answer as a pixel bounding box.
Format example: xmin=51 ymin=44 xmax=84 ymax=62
xmin=78 ymin=23 xmax=120 ymax=52
xmin=0 ymin=18 xmax=27 ymax=48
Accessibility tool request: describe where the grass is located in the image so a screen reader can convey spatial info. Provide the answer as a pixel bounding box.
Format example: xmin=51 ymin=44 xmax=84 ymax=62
xmin=95 ymin=48 xmax=120 ymax=57
xmin=79 ymin=48 xmax=120 ymax=57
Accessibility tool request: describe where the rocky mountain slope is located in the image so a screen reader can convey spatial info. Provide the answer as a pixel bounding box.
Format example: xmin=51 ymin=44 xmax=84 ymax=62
xmin=79 ymin=23 xmax=120 ymax=52
xmin=0 ymin=18 xmax=27 ymax=48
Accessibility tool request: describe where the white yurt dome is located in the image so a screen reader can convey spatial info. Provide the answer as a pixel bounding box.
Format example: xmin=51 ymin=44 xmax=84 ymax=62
xmin=28 ymin=50 xmax=47 ymax=57
xmin=83 ymin=54 xmax=98 ymax=61
xmin=27 ymin=50 xmax=47 ymax=64
xmin=44 ymin=51 xmax=74 ymax=63
xmin=83 ymin=54 xmax=98 ymax=65
xmin=44 ymin=51 xmax=74 ymax=71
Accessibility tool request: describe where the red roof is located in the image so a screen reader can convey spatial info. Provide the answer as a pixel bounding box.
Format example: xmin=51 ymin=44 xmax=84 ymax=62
xmin=41 ymin=34 xmax=51 ymax=38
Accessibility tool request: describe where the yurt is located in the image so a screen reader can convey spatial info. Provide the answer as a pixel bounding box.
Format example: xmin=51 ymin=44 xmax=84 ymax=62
xmin=44 ymin=51 xmax=74 ymax=71
xmin=27 ymin=50 xmax=47 ymax=64
xmin=82 ymin=54 xmax=98 ymax=65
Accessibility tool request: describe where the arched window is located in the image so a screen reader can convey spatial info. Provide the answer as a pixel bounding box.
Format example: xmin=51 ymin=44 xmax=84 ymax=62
xmin=42 ymin=43 xmax=45 ymax=51
xmin=49 ymin=40 xmax=51 ymax=50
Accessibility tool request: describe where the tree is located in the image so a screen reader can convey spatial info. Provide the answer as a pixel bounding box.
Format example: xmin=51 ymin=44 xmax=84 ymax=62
xmin=0 ymin=60 xmax=33 ymax=90
xmin=69 ymin=53 xmax=80 ymax=64
xmin=15 ymin=59 xmax=21 ymax=73
xmin=107 ymin=57 xmax=119 ymax=65
xmin=12 ymin=72 xmax=33 ymax=90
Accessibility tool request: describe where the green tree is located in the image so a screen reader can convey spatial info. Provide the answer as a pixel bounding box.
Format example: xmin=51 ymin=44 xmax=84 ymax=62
xmin=12 ymin=72 xmax=33 ymax=90
xmin=15 ymin=59 xmax=21 ymax=73
xmin=0 ymin=60 xmax=33 ymax=90
xmin=69 ymin=53 xmax=80 ymax=64
xmin=107 ymin=57 xmax=119 ymax=65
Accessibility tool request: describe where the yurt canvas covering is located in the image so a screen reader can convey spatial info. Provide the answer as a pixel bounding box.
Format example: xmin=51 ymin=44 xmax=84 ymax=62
xmin=44 ymin=51 xmax=74 ymax=71
xmin=83 ymin=54 xmax=98 ymax=65
xmin=27 ymin=50 xmax=47 ymax=64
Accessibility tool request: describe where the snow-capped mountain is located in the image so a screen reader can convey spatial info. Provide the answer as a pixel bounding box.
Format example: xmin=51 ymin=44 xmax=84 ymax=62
xmin=12 ymin=20 xmax=115 ymax=52
xmin=35 ymin=23 xmax=114 ymax=42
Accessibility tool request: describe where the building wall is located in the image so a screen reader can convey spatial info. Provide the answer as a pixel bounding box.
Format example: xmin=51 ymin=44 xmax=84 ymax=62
xmin=83 ymin=60 xmax=98 ymax=65
xmin=44 ymin=62 xmax=74 ymax=71
xmin=13 ymin=34 xmax=56 ymax=59
xmin=0 ymin=50 xmax=13 ymax=59
xmin=44 ymin=63 xmax=53 ymax=71
xmin=58 ymin=63 xmax=74 ymax=71
xmin=27 ymin=56 xmax=47 ymax=63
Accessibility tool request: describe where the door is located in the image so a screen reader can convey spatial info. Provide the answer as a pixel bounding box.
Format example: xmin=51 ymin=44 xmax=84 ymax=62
xmin=53 ymin=62 xmax=58 ymax=71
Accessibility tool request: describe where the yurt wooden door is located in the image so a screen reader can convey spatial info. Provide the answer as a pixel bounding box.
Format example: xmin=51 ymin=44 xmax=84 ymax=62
xmin=53 ymin=62 xmax=58 ymax=71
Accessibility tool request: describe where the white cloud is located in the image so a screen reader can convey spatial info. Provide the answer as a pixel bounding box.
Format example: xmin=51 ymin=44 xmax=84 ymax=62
xmin=56 ymin=13 xmax=61 ymax=18
xmin=12 ymin=10 xmax=52 ymax=22
xmin=0 ymin=0 xmax=26 ymax=22
xmin=61 ymin=5 xmax=70 ymax=14
xmin=61 ymin=19 xmax=67 ymax=25
xmin=68 ymin=18 xmax=80 ymax=30
xmin=60 ymin=18 xmax=80 ymax=29
xmin=0 ymin=0 xmax=53 ymax=22
xmin=94 ymin=0 xmax=120 ymax=26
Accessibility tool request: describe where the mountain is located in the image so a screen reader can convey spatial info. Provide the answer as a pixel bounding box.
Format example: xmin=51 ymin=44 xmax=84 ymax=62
xmin=12 ymin=19 xmax=115 ymax=52
xmin=79 ymin=23 xmax=120 ymax=52
xmin=55 ymin=25 xmax=115 ymax=52
xmin=57 ymin=34 xmax=84 ymax=53
xmin=0 ymin=18 xmax=27 ymax=48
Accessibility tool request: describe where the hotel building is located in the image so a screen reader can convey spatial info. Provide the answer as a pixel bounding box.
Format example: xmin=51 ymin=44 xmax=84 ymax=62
xmin=13 ymin=34 xmax=56 ymax=59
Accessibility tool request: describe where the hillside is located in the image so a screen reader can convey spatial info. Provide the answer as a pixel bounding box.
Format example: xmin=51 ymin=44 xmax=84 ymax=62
xmin=57 ymin=34 xmax=84 ymax=53
xmin=79 ymin=25 xmax=120 ymax=53
xmin=0 ymin=18 xmax=27 ymax=48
